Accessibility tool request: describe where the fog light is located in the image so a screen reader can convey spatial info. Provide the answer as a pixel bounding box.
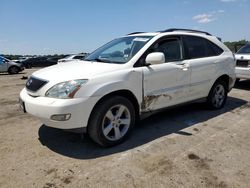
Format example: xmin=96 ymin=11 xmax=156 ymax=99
xmin=50 ymin=114 xmax=71 ymax=121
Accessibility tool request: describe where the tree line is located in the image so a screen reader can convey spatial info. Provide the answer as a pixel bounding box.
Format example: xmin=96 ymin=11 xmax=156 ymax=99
xmin=1 ymin=40 xmax=249 ymax=60
xmin=224 ymin=39 xmax=249 ymax=53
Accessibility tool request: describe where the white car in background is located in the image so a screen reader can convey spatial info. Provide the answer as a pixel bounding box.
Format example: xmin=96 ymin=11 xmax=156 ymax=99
xmin=57 ymin=54 xmax=86 ymax=64
xmin=20 ymin=28 xmax=235 ymax=147
xmin=235 ymin=43 xmax=250 ymax=81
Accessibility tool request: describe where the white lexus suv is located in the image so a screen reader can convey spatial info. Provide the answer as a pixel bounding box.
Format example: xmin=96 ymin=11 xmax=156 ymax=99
xmin=20 ymin=29 xmax=236 ymax=147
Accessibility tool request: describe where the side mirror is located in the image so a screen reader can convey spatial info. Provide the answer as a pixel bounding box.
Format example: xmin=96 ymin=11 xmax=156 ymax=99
xmin=145 ymin=52 xmax=165 ymax=65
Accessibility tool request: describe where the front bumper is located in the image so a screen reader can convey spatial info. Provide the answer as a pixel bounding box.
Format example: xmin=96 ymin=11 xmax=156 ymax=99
xmin=20 ymin=88 xmax=99 ymax=130
xmin=235 ymin=67 xmax=250 ymax=79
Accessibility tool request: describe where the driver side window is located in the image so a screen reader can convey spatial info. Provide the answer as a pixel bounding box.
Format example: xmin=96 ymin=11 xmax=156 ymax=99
xmin=153 ymin=39 xmax=183 ymax=62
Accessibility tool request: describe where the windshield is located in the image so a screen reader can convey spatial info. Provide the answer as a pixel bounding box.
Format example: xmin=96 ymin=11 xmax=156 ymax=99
xmin=237 ymin=44 xmax=250 ymax=54
xmin=85 ymin=36 xmax=153 ymax=64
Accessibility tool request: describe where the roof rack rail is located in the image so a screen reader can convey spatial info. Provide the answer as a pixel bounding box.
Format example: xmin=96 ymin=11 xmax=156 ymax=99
xmin=127 ymin=32 xmax=145 ymax=35
xmin=161 ymin=28 xmax=212 ymax=36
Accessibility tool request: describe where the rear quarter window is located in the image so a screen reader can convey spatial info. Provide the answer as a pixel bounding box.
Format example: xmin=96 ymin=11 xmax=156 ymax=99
xmin=206 ymin=40 xmax=224 ymax=56
xmin=183 ymin=35 xmax=223 ymax=59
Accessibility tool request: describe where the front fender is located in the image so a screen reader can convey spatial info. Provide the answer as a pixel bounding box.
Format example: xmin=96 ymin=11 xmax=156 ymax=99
xmin=76 ymin=68 xmax=143 ymax=105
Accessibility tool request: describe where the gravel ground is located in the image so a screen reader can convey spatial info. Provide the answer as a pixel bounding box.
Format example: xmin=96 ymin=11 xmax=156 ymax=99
xmin=0 ymin=68 xmax=250 ymax=188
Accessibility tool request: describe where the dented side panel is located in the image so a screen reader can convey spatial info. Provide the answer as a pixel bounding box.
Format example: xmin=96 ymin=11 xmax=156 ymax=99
xmin=142 ymin=61 xmax=191 ymax=111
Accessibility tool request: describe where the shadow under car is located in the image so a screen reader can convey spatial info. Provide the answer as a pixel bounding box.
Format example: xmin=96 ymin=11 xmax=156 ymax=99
xmin=38 ymin=96 xmax=247 ymax=159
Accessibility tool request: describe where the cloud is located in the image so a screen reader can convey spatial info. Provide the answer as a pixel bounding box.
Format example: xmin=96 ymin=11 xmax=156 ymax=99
xmin=217 ymin=10 xmax=225 ymax=13
xmin=192 ymin=14 xmax=214 ymax=23
xmin=192 ymin=10 xmax=225 ymax=24
xmin=220 ymin=0 xmax=237 ymax=2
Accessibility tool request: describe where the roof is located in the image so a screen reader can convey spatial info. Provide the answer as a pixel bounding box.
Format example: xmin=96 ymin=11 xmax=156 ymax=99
xmin=127 ymin=28 xmax=213 ymax=37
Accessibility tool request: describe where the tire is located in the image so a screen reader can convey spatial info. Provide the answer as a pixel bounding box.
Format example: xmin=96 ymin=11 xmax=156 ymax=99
xmin=207 ymin=80 xmax=228 ymax=110
xmin=235 ymin=78 xmax=240 ymax=84
xmin=8 ymin=66 xmax=20 ymax=74
xmin=88 ymin=96 xmax=135 ymax=147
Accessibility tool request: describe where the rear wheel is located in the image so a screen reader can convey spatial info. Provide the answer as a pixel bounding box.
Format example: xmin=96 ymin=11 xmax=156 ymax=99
xmin=207 ymin=80 xmax=227 ymax=109
xmin=8 ymin=66 xmax=19 ymax=74
xmin=88 ymin=96 xmax=135 ymax=147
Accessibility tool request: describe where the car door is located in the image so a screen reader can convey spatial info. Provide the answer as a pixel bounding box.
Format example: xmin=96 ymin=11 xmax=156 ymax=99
xmin=141 ymin=37 xmax=191 ymax=111
xmin=182 ymin=36 xmax=221 ymax=99
xmin=0 ymin=57 xmax=8 ymax=72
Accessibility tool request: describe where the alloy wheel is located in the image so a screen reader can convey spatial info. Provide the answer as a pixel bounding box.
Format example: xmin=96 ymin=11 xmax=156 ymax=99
xmin=212 ymin=84 xmax=225 ymax=108
xmin=101 ymin=104 xmax=131 ymax=141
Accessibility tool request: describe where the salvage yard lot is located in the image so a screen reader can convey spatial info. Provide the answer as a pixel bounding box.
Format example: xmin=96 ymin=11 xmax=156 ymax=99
xmin=0 ymin=68 xmax=250 ymax=188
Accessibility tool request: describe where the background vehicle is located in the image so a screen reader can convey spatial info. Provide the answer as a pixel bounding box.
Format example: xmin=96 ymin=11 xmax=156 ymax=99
xmin=57 ymin=53 xmax=87 ymax=64
xmin=0 ymin=56 xmax=24 ymax=74
xmin=22 ymin=55 xmax=66 ymax=68
xmin=235 ymin=43 xmax=250 ymax=82
xmin=20 ymin=29 xmax=235 ymax=147
xmin=13 ymin=57 xmax=32 ymax=69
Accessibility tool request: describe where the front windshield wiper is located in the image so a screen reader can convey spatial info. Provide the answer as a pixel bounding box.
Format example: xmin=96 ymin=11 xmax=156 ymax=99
xmin=85 ymin=58 xmax=113 ymax=63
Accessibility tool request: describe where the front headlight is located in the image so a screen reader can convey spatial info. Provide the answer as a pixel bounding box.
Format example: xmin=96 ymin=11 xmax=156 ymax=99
xmin=45 ymin=79 xmax=88 ymax=99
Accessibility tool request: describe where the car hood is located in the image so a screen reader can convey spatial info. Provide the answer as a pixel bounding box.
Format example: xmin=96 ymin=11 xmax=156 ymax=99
xmin=32 ymin=61 xmax=123 ymax=82
xmin=235 ymin=54 xmax=250 ymax=60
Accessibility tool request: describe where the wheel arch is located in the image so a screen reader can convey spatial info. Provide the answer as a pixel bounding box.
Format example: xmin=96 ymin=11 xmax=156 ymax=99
xmin=213 ymin=74 xmax=230 ymax=92
xmin=8 ymin=65 xmax=20 ymax=74
xmin=87 ymin=89 xmax=140 ymax=132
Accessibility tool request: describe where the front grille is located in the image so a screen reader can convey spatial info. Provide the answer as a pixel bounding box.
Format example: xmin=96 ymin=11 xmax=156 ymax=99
xmin=26 ymin=76 xmax=48 ymax=92
xmin=236 ymin=60 xmax=249 ymax=67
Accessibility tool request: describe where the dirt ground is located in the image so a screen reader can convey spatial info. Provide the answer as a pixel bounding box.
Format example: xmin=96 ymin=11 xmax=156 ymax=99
xmin=0 ymin=68 xmax=250 ymax=188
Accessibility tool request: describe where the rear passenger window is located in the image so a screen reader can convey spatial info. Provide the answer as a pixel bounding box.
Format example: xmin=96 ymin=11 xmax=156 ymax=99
xmin=183 ymin=36 xmax=206 ymax=59
xmin=183 ymin=36 xmax=223 ymax=59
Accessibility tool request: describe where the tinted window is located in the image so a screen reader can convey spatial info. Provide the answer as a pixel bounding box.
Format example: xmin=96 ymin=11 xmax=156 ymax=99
xmin=183 ymin=36 xmax=223 ymax=59
xmin=206 ymin=40 xmax=223 ymax=56
xmin=184 ymin=36 xmax=206 ymax=59
xmin=157 ymin=39 xmax=182 ymax=62
xmin=145 ymin=38 xmax=182 ymax=63
xmin=134 ymin=38 xmax=182 ymax=67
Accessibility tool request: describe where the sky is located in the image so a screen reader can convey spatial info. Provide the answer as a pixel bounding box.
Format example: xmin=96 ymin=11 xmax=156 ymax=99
xmin=0 ymin=0 xmax=249 ymax=55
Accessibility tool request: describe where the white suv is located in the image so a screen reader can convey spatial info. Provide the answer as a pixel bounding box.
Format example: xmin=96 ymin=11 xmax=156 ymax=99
xmin=20 ymin=29 xmax=236 ymax=147
xmin=235 ymin=43 xmax=250 ymax=81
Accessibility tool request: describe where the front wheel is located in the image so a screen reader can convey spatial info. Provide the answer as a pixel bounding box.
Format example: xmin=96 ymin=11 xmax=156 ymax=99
xmin=235 ymin=78 xmax=240 ymax=84
xmin=88 ymin=96 xmax=135 ymax=147
xmin=207 ymin=80 xmax=227 ymax=109
xmin=8 ymin=66 xmax=19 ymax=74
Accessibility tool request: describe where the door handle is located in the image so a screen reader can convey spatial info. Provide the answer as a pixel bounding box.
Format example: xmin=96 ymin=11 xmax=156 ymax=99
xmin=179 ymin=63 xmax=189 ymax=70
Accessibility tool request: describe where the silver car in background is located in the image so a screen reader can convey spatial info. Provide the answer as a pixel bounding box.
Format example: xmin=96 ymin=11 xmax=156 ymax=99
xmin=0 ymin=56 xmax=24 ymax=74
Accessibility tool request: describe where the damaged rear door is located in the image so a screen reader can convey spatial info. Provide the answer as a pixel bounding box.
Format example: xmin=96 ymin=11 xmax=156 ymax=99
xmin=141 ymin=37 xmax=191 ymax=111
